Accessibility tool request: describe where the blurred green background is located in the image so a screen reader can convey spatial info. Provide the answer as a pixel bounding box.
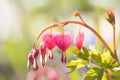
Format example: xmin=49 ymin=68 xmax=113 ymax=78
xmin=0 ymin=0 xmax=120 ymax=80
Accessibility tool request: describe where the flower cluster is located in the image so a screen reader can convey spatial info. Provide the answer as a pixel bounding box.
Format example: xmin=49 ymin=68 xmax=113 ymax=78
xmin=27 ymin=30 xmax=84 ymax=70
xmin=26 ymin=10 xmax=118 ymax=80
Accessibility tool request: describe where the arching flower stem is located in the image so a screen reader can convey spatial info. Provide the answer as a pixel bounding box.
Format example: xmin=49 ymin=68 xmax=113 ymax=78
xmin=112 ymin=23 xmax=117 ymax=60
xmin=33 ymin=20 xmax=113 ymax=58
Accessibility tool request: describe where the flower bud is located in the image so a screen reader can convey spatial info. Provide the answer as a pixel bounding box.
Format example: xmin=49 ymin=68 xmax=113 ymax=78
xmin=27 ymin=48 xmax=39 ymax=70
xmin=105 ymin=9 xmax=115 ymax=25
xmin=32 ymin=49 xmax=39 ymax=58
xmin=72 ymin=11 xmax=79 ymax=17
xmin=40 ymin=42 xmax=46 ymax=55
xmin=74 ymin=32 xmax=84 ymax=49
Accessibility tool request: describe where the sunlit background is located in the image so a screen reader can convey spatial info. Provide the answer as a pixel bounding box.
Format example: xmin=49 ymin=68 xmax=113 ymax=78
xmin=0 ymin=0 xmax=120 ymax=80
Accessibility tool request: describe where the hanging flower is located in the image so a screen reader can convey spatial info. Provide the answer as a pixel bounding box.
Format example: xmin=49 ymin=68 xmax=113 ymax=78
xmin=74 ymin=32 xmax=84 ymax=49
xmin=53 ymin=32 xmax=72 ymax=63
xmin=42 ymin=33 xmax=56 ymax=60
xmin=39 ymin=42 xmax=47 ymax=67
xmin=27 ymin=48 xmax=39 ymax=71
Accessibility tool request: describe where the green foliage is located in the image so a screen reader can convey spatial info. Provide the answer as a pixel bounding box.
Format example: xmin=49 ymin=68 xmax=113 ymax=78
xmin=84 ymin=67 xmax=104 ymax=80
xmin=67 ymin=46 xmax=120 ymax=80
xmin=71 ymin=47 xmax=89 ymax=60
xmin=67 ymin=59 xmax=88 ymax=73
xmin=90 ymin=53 xmax=103 ymax=67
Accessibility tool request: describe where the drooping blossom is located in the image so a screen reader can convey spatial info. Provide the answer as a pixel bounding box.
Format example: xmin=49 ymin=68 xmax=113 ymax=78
xmin=42 ymin=33 xmax=56 ymax=60
xmin=39 ymin=41 xmax=47 ymax=67
xmin=27 ymin=48 xmax=39 ymax=71
xmin=74 ymin=32 xmax=84 ymax=49
xmin=53 ymin=32 xmax=72 ymax=63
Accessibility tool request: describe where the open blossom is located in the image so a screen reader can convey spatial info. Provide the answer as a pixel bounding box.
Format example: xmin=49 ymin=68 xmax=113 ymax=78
xmin=42 ymin=33 xmax=56 ymax=59
xmin=74 ymin=32 xmax=84 ymax=49
xmin=53 ymin=32 xmax=72 ymax=63
xmin=39 ymin=42 xmax=47 ymax=67
xmin=27 ymin=48 xmax=39 ymax=70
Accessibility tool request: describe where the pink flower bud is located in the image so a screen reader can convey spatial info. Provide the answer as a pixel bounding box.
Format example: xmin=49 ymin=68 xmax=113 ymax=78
xmin=40 ymin=42 xmax=46 ymax=55
xmin=32 ymin=49 xmax=39 ymax=58
xmin=28 ymin=52 xmax=33 ymax=61
xmin=74 ymin=32 xmax=84 ymax=49
xmin=27 ymin=49 xmax=39 ymax=70
xmin=39 ymin=42 xmax=47 ymax=67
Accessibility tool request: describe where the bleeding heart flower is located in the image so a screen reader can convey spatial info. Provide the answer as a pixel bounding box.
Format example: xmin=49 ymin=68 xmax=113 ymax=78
xmin=53 ymin=32 xmax=72 ymax=51
xmin=42 ymin=33 xmax=56 ymax=50
xmin=40 ymin=42 xmax=47 ymax=67
xmin=74 ymin=32 xmax=84 ymax=49
xmin=27 ymin=48 xmax=39 ymax=70
xmin=53 ymin=32 xmax=72 ymax=63
xmin=40 ymin=42 xmax=46 ymax=55
xmin=42 ymin=33 xmax=56 ymax=60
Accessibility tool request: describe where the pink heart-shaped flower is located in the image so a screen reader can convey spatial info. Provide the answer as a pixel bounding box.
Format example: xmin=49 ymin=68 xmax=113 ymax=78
xmin=53 ymin=32 xmax=72 ymax=51
xmin=42 ymin=33 xmax=56 ymax=50
xmin=74 ymin=32 xmax=84 ymax=49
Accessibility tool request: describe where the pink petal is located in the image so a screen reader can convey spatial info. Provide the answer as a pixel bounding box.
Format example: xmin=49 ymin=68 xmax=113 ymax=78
xmin=40 ymin=42 xmax=46 ymax=55
xmin=61 ymin=51 xmax=66 ymax=63
xmin=54 ymin=32 xmax=72 ymax=51
xmin=40 ymin=55 xmax=47 ymax=67
xmin=74 ymin=32 xmax=84 ymax=49
xmin=32 ymin=49 xmax=39 ymax=58
xmin=48 ymin=50 xmax=54 ymax=60
xmin=42 ymin=33 xmax=56 ymax=50
xmin=33 ymin=58 xmax=38 ymax=71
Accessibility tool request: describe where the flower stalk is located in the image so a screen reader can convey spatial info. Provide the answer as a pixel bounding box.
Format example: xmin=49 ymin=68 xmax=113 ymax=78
xmin=105 ymin=69 xmax=112 ymax=80
xmin=113 ymin=23 xmax=117 ymax=59
xmin=33 ymin=20 xmax=113 ymax=57
xmin=105 ymin=9 xmax=117 ymax=60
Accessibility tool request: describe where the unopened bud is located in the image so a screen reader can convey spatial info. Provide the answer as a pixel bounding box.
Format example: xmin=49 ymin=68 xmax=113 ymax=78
xmin=40 ymin=42 xmax=46 ymax=55
xmin=32 ymin=49 xmax=39 ymax=58
xmin=105 ymin=9 xmax=115 ymax=25
xmin=72 ymin=11 xmax=79 ymax=17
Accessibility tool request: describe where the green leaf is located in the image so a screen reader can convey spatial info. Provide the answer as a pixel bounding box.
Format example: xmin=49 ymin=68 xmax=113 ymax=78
xmin=82 ymin=47 xmax=89 ymax=58
xmin=100 ymin=50 xmax=120 ymax=69
xmin=71 ymin=47 xmax=80 ymax=56
xmin=104 ymin=58 xmax=120 ymax=69
xmin=67 ymin=59 xmax=88 ymax=73
xmin=84 ymin=67 xmax=104 ymax=80
xmin=90 ymin=54 xmax=103 ymax=67
xmin=71 ymin=47 xmax=89 ymax=60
